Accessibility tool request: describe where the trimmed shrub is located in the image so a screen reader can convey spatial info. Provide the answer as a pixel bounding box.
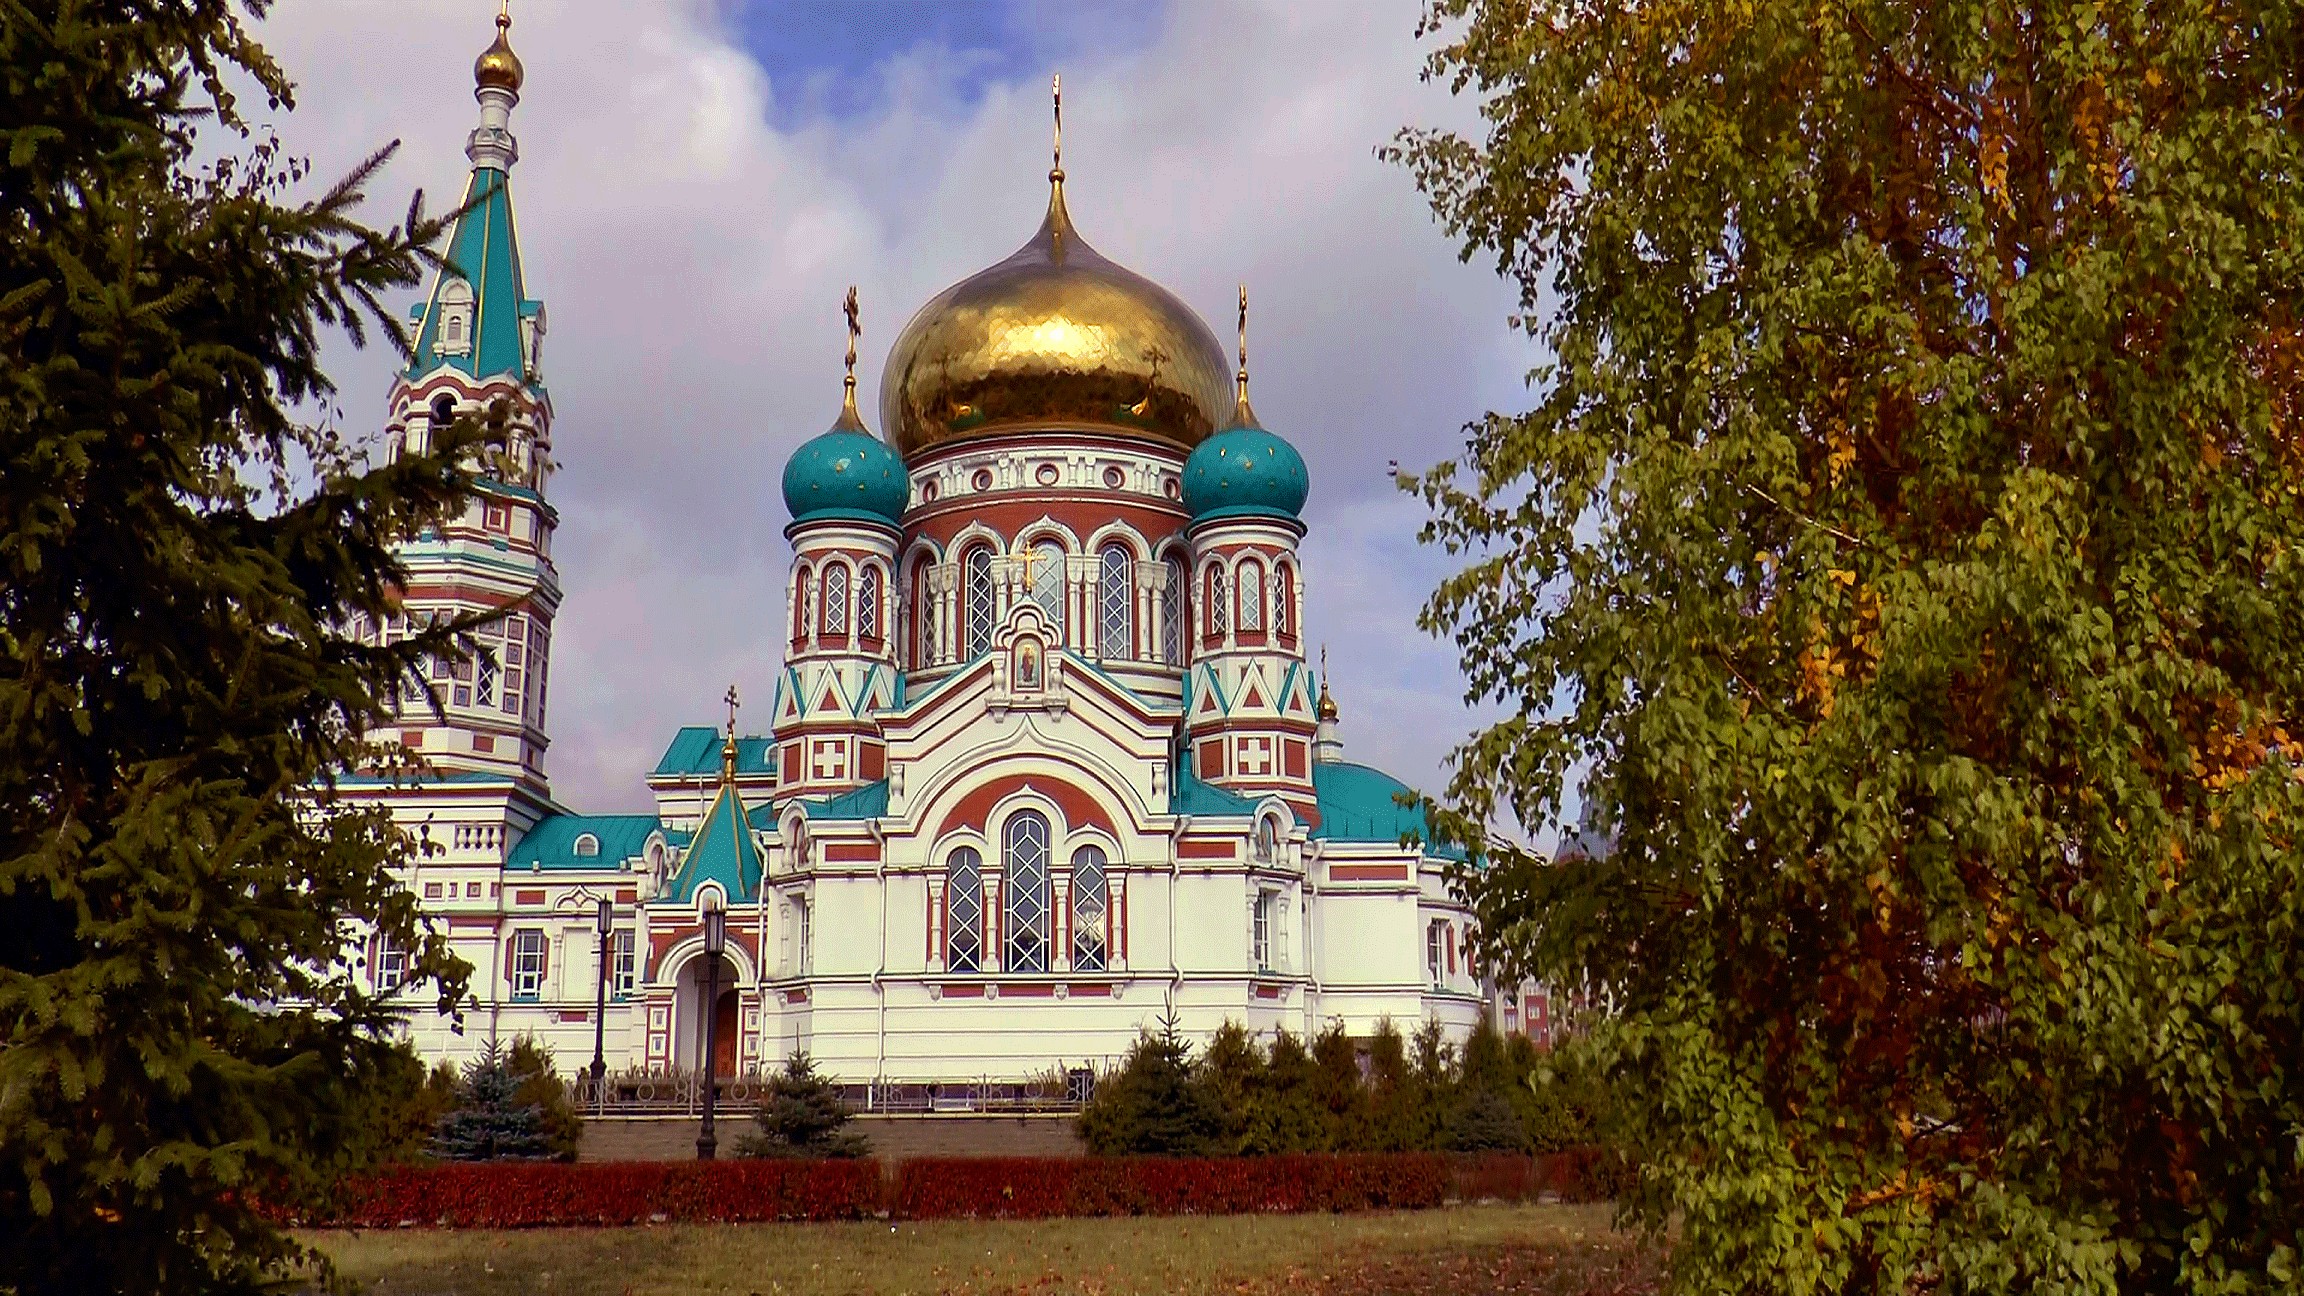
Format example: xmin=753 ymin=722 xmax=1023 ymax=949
xmin=737 ymin=1053 xmax=869 ymax=1159
xmin=892 ymin=1153 xmax=1450 ymax=1219
xmin=305 ymin=1160 xmax=882 ymax=1228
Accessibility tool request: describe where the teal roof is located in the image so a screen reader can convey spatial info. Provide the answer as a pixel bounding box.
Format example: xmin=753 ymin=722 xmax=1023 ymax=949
xmin=801 ymin=779 xmax=889 ymax=820
xmin=783 ymin=425 xmax=906 ymax=525
xmin=1310 ymin=761 xmax=1463 ymax=860
xmin=663 ymin=783 xmax=763 ymax=904
xmin=651 ymin=726 xmax=776 ymax=779
xmin=506 ymin=814 xmax=662 ymax=871
xmin=1170 ymin=750 xmax=1259 ymax=817
xmin=407 ymin=166 xmax=538 ymax=381
xmin=1183 ymin=423 xmax=1308 ymax=522
xmin=334 ymin=768 xmax=512 ymax=788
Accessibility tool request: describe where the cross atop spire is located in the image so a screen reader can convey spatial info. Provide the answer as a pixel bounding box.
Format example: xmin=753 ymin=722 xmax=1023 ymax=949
xmin=1230 ymin=282 xmax=1259 ymax=429
xmin=720 ymin=685 xmax=740 ymax=783
xmin=1051 ymin=73 xmax=1064 ymax=183
xmin=831 ymin=285 xmax=868 ymax=433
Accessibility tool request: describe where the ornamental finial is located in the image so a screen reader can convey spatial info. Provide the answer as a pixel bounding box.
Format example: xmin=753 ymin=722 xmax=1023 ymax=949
xmin=833 ymin=286 xmax=867 ymax=432
xmin=720 ymin=685 xmax=740 ymax=783
xmin=474 ymin=0 xmax=523 ymax=93
xmin=1051 ymin=73 xmax=1064 ymax=183
xmin=1230 ymin=282 xmax=1259 ymax=429
xmin=1316 ymin=645 xmax=1339 ymax=721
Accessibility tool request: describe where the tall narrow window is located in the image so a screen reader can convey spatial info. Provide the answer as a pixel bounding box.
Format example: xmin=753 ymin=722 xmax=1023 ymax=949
xmin=1274 ymin=563 xmax=1295 ymax=639
xmin=1206 ymin=565 xmax=1228 ymax=638
xmin=1161 ymin=556 xmax=1185 ymax=664
xmin=911 ymin=559 xmax=936 ymax=666
xmin=858 ymin=564 xmax=881 ymax=642
xmin=510 ymin=929 xmax=547 ymax=1000
xmin=611 ymin=929 xmax=637 ymax=998
xmin=822 ymin=563 xmax=850 ymax=639
xmin=1071 ymin=845 xmax=1109 ymax=972
xmin=946 ymin=846 xmax=983 ymax=973
xmin=1098 ymin=545 xmax=1132 ymax=659
xmin=964 ymin=546 xmax=995 ymax=658
xmin=475 ymin=649 xmax=497 ymax=707
xmin=1030 ymin=541 xmax=1066 ymax=641
xmin=791 ymin=563 xmax=812 ymax=650
xmin=1253 ymin=890 xmax=1275 ymax=972
xmin=1237 ymin=559 xmax=1263 ymax=632
xmin=1002 ymin=812 xmax=1051 ymax=973
xmin=375 ymin=936 xmax=406 ymax=992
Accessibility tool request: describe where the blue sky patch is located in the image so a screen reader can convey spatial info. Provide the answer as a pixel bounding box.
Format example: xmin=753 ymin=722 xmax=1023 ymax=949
xmin=733 ymin=0 xmax=1167 ymax=123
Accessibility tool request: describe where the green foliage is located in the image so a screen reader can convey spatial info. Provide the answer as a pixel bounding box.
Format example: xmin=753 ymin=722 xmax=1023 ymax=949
xmin=1393 ymin=1 xmax=2304 ymax=1290
xmin=340 ymin=1049 xmax=460 ymax=1169
xmin=737 ymin=1053 xmax=869 ymax=1160
xmin=0 ymin=2 xmax=494 ymax=1291
xmin=505 ymin=1037 xmax=582 ymax=1162
xmin=1077 ymin=1012 xmax=1227 ymax=1157
xmin=430 ymin=1044 xmax=552 ymax=1164
xmin=1081 ymin=1016 xmax=1565 ymax=1159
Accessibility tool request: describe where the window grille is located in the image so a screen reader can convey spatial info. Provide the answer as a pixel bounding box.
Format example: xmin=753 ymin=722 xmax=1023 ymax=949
xmin=611 ymin=929 xmax=637 ymax=997
xmin=1274 ymin=564 xmax=1294 ymax=637
xmin=510 ymin=929 xmax=547 ymax=1000
xmin=858 ymin=564 xmax=881 ymax=641
xmin=914 ymin=561 xmax=937 ymax=664
xmin=1207 ymin=566 xmax=1228 ymax=637
xmin=1161 ymin=556 xmax=1185 ymax=664
xmin=946 ymin=847 xmax=983 ymax=972
xmin=1003 ymin=812 xmax=1051 ymax=973
xmin=1031 ymin=541 xmax=1065 ymax=640
xmin=822 ymin=564 xmax=849 ymax=638
xmin=1098 ymin=546 xmax=1131 ymax=659
xmin=964 ymin=547 xmax=994 ymax=658
xmin=1071 ymin=846 xmax=1109 ymax=972
xmin=1237 ymin=559 xmax=1263 ymax=631
xmin=375 ymin=937 xmax=406 ymax=992
xmin=476 ymin=650 xmax=497 ymax=707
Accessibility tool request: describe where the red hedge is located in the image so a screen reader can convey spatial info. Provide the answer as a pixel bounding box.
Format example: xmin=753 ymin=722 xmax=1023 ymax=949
xmin=292 ymin=1151 xmax=1608 ymax=1229
xmin=308 ymin=1160 xmax=881 ymax=1229
xmin=893 ymin=1153 xmax=1451 ymax=1219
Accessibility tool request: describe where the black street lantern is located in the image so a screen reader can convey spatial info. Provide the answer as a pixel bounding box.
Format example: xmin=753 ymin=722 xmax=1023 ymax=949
xmin=696 ymin=895 xmax=727 ymax=1160
xmin=589 ymin=895 xmax=613 ymax=1111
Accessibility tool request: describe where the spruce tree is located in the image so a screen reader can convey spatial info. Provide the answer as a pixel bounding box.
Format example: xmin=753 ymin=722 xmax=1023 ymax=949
xmin=737 ymin=1053 xmax=868 ymax=1159
xmin=3 ymin=3 xmax=483 ymax=1289
xmin=431 ymin=1044 xmax=553 ymax=1163
xmin=1077 ymin=1012 xmax=1223 ymax=1156
xmin=1242 ymin=1028 xmax=1325 ymax=1155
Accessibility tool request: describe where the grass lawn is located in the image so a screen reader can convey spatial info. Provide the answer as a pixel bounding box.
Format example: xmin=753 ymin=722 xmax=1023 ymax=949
xmin=302 ymin=1202 xmax=1658 ymax=1295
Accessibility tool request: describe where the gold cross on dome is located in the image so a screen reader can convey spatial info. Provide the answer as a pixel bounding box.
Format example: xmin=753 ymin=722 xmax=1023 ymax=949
xmin=723 ymin=684 xmax=740 ymax=736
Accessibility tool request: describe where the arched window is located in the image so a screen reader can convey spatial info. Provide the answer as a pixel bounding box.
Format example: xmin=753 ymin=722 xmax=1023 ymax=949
xmin=1274 ymin=563 xmax=1295 ymax=640
xmin=945 ymin=846 xmax=983 ymax=973
xmin=858 ymin=564 xmax=882 ymax=643
xmin=1161 ymin=555 xmax=1186 ymax=665
xmin=574 ymin=833 xmax=600 ymax=858
xmin=822 ymin=563 xmax=850 ymax=639
xmin=1254 ymin=816 xmax=1278 ymax=863
xmin=1237 ymin=559 xmax=1264 ymax=632
xmin=1002 ymin=811 xmax=1051 ymax=973
xmin=1070 ymin=845 xmax=1109 ymax=972
xmin=912 ymin=558 xmax=936 ymax=666
xmin=1030 ymin=540 xmax=1065 ymax=641
xmin=1098 ymin=545 xmax=1132 ymax=659
xmin=430 ymin=394 xmax=457 ymax=425
xmin=1205 ymin=564 xmax=1228 ymax=639
xmin=964 ymin=546 xmax=995 ymax=658
xmin=791 ymin=563 xmax=812 ymax=650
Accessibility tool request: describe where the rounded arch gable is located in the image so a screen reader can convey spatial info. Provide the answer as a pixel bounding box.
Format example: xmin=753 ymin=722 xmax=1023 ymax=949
xmin=927 ymin=768 xmax=1127 ymax=843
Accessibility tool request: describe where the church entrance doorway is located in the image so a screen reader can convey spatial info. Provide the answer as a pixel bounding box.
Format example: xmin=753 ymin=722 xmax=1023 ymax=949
xmin=674 ymin=953 xmax=742 ymax=1076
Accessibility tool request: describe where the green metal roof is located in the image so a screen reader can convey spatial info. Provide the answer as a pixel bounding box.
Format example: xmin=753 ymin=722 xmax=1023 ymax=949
xmin=663 ymin=783 xmax=763 ymax=904
xmin=1169 ymin=750 xmax=1259 ymax=817
xmin=505 ymin=813 xmax=662 ymax=871
xmin=333 ymin=768 xmax=512 ymax=788
xmin=651 ymin=726 xmax=775 ymax=779
xmin=408 ymin=166 xmax=539 ymax=381
xmin=1310 ymin=761 xmax=1463 ymax=860
xmin=801 ymin=780 xmax=889 ymax=820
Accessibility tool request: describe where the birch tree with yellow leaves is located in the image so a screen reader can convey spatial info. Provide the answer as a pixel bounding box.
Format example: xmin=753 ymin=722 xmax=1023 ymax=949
xmin=1393 ymin=3 xmax=2304 ymax=1291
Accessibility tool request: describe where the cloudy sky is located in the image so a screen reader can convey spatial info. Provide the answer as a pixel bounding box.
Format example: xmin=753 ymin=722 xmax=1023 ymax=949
xmin=251 ymin=0 xmax=1534 ymax=816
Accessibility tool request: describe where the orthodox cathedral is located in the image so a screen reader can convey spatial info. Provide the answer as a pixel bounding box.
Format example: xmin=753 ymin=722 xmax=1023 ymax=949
xmin=347 ymin=12 xmax=1545 ymax=1091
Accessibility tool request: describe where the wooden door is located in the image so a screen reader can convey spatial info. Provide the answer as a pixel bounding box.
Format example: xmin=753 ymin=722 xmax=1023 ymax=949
xmin=712 ymin=989 xmax=739 ymax=1077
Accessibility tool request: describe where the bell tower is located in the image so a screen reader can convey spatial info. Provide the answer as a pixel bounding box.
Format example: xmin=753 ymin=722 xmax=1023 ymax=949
xmin=772 ymin=289 xmax=907 ymax=799
xmin=371 ymin=4 xmax=559 ymax=796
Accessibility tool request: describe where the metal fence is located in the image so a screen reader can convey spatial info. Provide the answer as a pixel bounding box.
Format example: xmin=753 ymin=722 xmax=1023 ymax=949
xmin=569 ymin=1068 xmax=1093 ymax=1116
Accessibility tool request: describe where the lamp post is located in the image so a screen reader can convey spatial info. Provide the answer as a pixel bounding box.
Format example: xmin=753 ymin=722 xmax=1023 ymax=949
xmin=695 ymin=894 xmax=727 ymax=1160
xmin=589 ymin=896 xmax=612 ymax=1113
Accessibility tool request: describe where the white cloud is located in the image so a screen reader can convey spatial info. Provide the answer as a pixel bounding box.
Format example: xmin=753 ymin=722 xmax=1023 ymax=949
xmin=253 ymin=0 xmax=1534 ymax=812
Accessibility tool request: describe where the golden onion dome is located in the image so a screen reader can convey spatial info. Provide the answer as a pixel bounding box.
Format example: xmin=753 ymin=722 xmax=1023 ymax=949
xmin=474 ymin=12 xmax=524 ymax=93
xmin=879 ymin=177 xmax=1232 ymax=459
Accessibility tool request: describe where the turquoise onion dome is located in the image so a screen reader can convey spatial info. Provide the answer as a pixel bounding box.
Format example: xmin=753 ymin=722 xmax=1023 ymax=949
xmin=1182 ymin=410 xmax=1309 ymax=523
xmin=782 ymin=394 xmax=907 ymax=526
